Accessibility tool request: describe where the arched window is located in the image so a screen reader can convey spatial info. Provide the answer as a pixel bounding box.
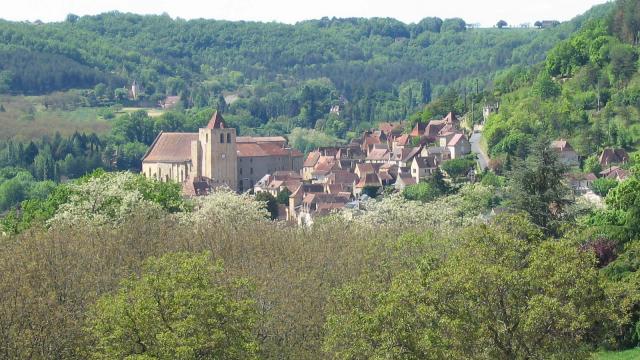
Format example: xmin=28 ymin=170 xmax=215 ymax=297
xmin=227 ymin=133 xmax=231 ymax=143
xmin=206 ymin=133 xmax=208 ymax=143
xmin=220 ymin=133 xmax=225 ymax=143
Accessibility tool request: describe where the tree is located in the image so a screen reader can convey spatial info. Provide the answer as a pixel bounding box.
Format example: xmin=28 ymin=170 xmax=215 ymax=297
xmin=440 ymin=158 xmax=476 ymax=179
xmin=441 ymin=18 xmax=466 ymax=33
xmin=324 ymin=216 xmax=609 ymax=359
xmin=496 ymin=20 xmax=508 ymax=29
xmin=402 ymin=182 xmax=440 ymax=202
xmin=276 ymin=188 xmax=292 ymax=205
xmin=87 ymin=252 xmax=258 ymax=359
xmin=591 ymin=178 xmax=619 ymax=197
xmin=255 ymin=191 xmax=278 ymax=220
xmin=507 ymin=140 xmax=571 ymax=236
xmin=583 ymin=155 xmax=602 ymax=175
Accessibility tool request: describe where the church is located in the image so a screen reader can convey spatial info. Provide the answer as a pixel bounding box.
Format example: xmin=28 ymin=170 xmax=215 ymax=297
xmin=141 ymin=112 xmax=303 ymax=194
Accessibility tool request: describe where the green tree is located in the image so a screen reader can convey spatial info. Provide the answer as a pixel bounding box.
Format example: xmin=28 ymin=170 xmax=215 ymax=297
xmin=592 ymin=177 xmax=619 ymax=197
xmin=507 ymin=140 xmax=571 ymax=236
xmin=496 ymin=20 xmax=508 ymax=29
xmin=87 ymin=252 xmax=258 ymax=359
xmin=440 ymin=158 xmax=476 ymax=179
xmin=584 ymin=155 xmax=602 ymax=174
xmin=402 ymin=182 xmax=440 ymax=202
xmin=324 ymin=216 xmax=608 ymax=359
xmin=255 ymin=191 xmax=278 ymax=220
xmin=276 ymin=188 xmax=292 ymax=205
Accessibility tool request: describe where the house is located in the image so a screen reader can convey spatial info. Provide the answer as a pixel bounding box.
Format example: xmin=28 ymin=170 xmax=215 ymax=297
xmin=421 ymin=146 xmax=451 ymax=163
xmin=550 ymin=139 xmax=579 ymax=167
xmin=600 ymin=166 xmax=630 ymax=182
xmin=423 ymin=112 xmax=459 ymax=142
xmin=447 ymin=133 xmax=471 ymax=159
xmin=411 ymin=156 xmax=437 ymax=183
xmin=379 ymin=122 xmax=405 ymax=138
xmin=392 ymin=134 xmax=411 ymax=150
xmin=302 ymin=151 xmax=322 ymax=180
xmin=394 ymin=173 xmax=417 ymax=190
xmin=354 ymin=163 xmax=381 ymax=179
xmin=365 ymin=147 xmax=390 ymax=163
xmin=142 ymin=112 xmax=304 ymax=193
xmin=288 ymin=183 xmax=325 ymax=222
xmin=297 ymin=193 xmax=350 ymax=225
xmin=390 ymin=146 xmax=422 ymax=170
xmin=354 ymin=173 xmax=382 ymax=197
xmin=564 ymin=173 xmax=597 ymax=194
xmin=599 ymin=148 xmax=629 ymax=167
xmin=160 ymin=95 xmax=181 ymax=109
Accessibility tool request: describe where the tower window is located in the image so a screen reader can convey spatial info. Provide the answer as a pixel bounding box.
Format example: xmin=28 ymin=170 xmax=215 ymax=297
xmin=220 ymin=133 xmax=225 ymax=143
xmin=227 ymin=133 xmax=231 ymax=143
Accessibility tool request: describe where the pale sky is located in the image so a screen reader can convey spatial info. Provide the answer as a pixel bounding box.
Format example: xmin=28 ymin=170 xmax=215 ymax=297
xmin=1 ymin=0 xmax=610 ymax=27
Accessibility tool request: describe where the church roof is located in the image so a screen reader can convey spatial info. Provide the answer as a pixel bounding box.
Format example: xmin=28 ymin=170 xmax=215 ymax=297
xmin=206 ymin=111 xmax=226 ymax=129
xmin=142 ymin=132 xmax=197 ymax=163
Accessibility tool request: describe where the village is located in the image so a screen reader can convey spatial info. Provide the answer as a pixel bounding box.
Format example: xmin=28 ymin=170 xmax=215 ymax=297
xmin=140 ymin=108 xmax=632 ymax=225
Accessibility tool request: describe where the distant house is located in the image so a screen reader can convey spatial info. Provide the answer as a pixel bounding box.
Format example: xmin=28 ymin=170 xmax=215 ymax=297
xmin=411 ymin=156 xmax=437 ymax=183
xmin=599 ymin=148 xmax=629 ymax=168
xmin=354 ymin=173 xmax=382 ymax=197
xmin=600 ymin=166 xmax=630 ymax=182
xmin=160 ymin=95 xmax=181 ymax=109
xmin=447 ymin=133 xmax=471 ymax=159
xmin=394 ymin=173 xmax=417 ymax=190
xmin=564 ymin=173 xmax=597 ymax=194
xmin=550 ymin=139 xmax=579 ymax=167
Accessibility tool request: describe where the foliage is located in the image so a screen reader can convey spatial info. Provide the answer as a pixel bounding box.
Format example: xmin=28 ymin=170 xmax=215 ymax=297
xmin=324 ymin=216 xmax=608 ymax=359
xmin=507 ymin=140 xmax=571 ymax=236
xmin=87 ymin=251 xmax=258 ymax=359
xmin=255 ymin=191 xmax=278 ymax=220
xmin=593 ymin=177 xmax=620 ymax=197
xmin=402 ymin=182 xmax=440 ymax=202
xmin=440 ymin=157 xmax=476 ymax=178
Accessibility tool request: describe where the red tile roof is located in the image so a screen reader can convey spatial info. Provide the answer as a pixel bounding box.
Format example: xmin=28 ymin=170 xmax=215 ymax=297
xmin=237 ymin=142 xmax=302 ymax=158
xmin=447 ymin=133 xmax=466 ymax=147
xmin=142 ymin=132 xmax=197 ymax=162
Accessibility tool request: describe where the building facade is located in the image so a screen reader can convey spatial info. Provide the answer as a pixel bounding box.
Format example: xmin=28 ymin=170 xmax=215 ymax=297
xmin=142 ymin=112 xmax=303 ymax=193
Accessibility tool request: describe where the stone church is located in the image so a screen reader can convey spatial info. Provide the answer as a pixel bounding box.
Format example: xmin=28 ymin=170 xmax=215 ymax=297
xmin=142 ymin=112 xmax=303 ymax=194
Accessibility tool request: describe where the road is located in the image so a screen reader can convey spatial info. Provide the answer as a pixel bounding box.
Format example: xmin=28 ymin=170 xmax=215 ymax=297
xmin=470 ymin=132 xmax=489 ymax=171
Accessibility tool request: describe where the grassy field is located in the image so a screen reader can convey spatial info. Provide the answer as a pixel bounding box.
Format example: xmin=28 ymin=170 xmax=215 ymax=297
xmin=594 ymin=348 xmax=640 ymax=359
xmin=0 ymin=96 xmax=111 ymax=141
xmin=0 ymin=96 xmax=166 ymax=141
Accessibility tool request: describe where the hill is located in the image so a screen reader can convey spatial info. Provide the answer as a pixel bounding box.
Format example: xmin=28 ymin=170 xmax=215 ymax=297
xmin=0 ymin=4 xmax=612 ymax=132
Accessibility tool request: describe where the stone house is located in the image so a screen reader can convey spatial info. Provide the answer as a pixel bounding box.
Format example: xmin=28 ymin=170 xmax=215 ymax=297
xmin=550 ymin=139 xmax=579 ymax=167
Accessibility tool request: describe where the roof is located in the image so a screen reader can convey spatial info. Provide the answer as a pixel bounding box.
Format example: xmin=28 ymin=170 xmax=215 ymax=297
xmin=599 ymin=148 xmax=629 ymax=166
xmin=564 ymin=173 xmax=597 ymax=182
xmin=206 ymin=111 xmax=226 ymax=129
xmin=304 ymin=151 xmax=321 ymax=167
xmin=413 ymin=156 xmax=437 ymax=168
xmin=237 ymin=142 xmax=303 ymax=158
xmin=142 ymin=132 xmax=197 ymax=163
xmin=237 ymin=136 xmax=287 ymax=144
xmin=366 ymin=148 xmax=390 ymax=161
xmin=394 ymin=134 xmax=411 ymax=146
xmin=377 ymin=171 xmax=394 ymax=181
xmin=328 ymin=170 xmax=358 ymax=185
xmin=396 ymin=173 xmax=417 ymax=185
xmin=379 ymin=122 xmax=404 ymax=136
xmin=356 ymin=173 xmax=381 ymax=188
xmin=550 ymin=139 xmax=574 ymax=152
xmin=447 ymin=133 xmax=466 ymax=147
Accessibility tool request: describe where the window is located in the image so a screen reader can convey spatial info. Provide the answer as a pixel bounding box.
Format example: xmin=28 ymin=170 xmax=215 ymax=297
xmin=227 ymin=133 xmax=231 ymax=143
xmin=240 ymin=168 xmax=243 ymax=175
xmin=206 ymin=133 xmax=208 ymax=143
xmin=250 ymin=168 xmax=253 ymax=175
xmin=220 ymin=133 xmax=225 ymax=143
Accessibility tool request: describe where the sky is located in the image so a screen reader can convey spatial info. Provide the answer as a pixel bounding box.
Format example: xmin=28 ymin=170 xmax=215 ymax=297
xmin=2 ymin=0 xmax=611 ymax=27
